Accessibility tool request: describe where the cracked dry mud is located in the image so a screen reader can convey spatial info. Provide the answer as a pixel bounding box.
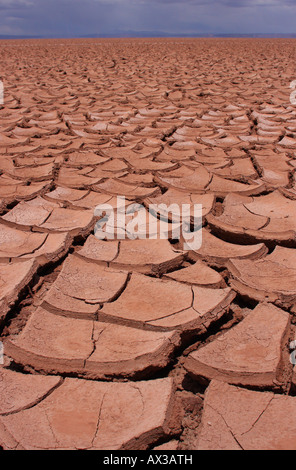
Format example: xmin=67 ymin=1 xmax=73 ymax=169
xmin=0 ymin=38 xmax=296 ymax=450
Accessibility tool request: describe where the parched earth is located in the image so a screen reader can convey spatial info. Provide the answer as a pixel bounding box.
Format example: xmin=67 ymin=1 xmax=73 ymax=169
xmin=0 ymin=38 xmax=296 ymax=450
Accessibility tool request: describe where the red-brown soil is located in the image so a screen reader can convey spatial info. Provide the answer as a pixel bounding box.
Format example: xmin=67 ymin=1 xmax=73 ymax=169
xmin=0 ymin=38 xmax=296 ymax=450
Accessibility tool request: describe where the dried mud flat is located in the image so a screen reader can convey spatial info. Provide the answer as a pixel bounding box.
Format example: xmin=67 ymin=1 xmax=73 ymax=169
xmin=0 ymin=38 xmax=296 ymax=450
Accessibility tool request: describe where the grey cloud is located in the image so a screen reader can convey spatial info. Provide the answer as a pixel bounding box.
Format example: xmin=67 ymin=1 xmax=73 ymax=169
xmin=145 ymin=0 xmax=295 ymax=6
xmin=0 ymin=0 xmax=295 ymax=37
xmin=0 ymin=0 xmax=33 ymax=10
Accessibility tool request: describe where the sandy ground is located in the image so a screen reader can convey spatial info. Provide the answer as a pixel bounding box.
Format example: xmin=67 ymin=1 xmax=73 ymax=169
xmin=0 ymin=38 xmax=296 ymax=450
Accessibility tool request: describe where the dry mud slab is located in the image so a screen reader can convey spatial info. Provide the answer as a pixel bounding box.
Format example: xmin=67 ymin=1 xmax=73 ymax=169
xmin=0 ymin=38 xmax=296 ymax=450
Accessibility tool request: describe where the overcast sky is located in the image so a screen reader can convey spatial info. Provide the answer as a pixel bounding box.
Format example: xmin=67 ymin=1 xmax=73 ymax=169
xmin=0 ymin=0 xmax=295 ymax=37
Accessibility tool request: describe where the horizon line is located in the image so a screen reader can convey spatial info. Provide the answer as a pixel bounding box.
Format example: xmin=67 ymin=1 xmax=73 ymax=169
xmin=1 ymin=32 xmax=296 ymax=40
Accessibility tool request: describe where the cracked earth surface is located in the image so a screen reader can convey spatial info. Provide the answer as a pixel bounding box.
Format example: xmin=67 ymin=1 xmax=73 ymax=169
xmin=0 ymin=38 xmax=296 ymax=450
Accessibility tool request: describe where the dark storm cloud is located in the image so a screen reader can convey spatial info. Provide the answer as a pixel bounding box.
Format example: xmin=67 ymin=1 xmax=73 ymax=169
xmin=0 ymin=0 xmax=32 ymax=7
xmin=0 ymin=0 xmax=295 ymax=37
xmin=0 ymin=0 xmax=120 ymax=36
xmin=143 ymin=0 xmax=295 ymax=5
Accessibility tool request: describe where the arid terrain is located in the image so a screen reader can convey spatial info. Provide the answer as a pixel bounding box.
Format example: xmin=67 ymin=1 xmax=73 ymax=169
xmin=0 ymin=38 xmax=296 ymax=450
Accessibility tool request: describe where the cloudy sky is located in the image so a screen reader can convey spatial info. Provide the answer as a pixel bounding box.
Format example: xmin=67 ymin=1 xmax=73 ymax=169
xmin=0 ymin=0 xmax=295 ymax=37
